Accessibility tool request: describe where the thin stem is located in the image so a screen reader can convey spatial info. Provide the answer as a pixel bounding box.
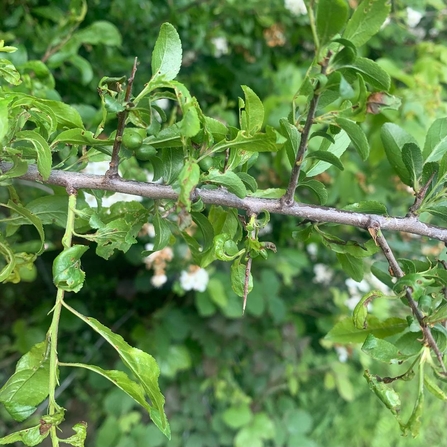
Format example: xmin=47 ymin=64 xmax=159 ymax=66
xmin=369 ymin=220 xmax=447 ymax=373
xmin=106 ymin=57 xmax=139 ymax=179
xmin=407 ymin=171 xmax=436 ymax=217
xmin=47 ymin=289 xmax=63 ymax=447
xmin=47 ymin=192 xmax=78 ymax=446
xmin=242 ymin=255 xmax=252 ymax=314
xmin=306 ymin=0 xmax=319 ymax=57
xmin=282 ymin=57 xmax=329 ymax=206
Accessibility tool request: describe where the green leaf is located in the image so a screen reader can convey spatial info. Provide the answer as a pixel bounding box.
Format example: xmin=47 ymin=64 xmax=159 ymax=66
xmin=1 ymin=200 xmax=45 ymax=255
xmin=251 ymin=188 xmax=286 ymax=198
xmin=0 ymin=341 xmax=50 ymax=422
xmin=153 ymin=214 xmax=172 ymax=251
xmin=363 ymin=370 xmax=401 ymax=416
xmin=205 ymin=278 xmax=227 ymax=309
xmin=178 ymin=160 xmax=200 ymax=210
xmin=279 ymin=119 xmax=301 ymax=167
xmin=305 ymin=130 xmax=350 ymax=177
xmin=178 ymin=101 xmax=200 ymax=138
xmin=424 ymin=375 xmax=447 ymax=401
xmin=423 ymin=117 xmax=447 ymax=163
xmin=65 ymin=308 xmax=170 ymax=437
xmin=53 ymin=128 xmax=113 ymax=147
xmin=362 ymin=334 xmax=411 ymax=363
xmin=400 ymin=389 xmax=423 ymax=437
xmin=394 ymin=332 xmax=423 ymax=357
xmin=162 ymin=148 xmax=184 ymax=184
xmin=353 ymin=290 xmax=385 ymax=329
xmin=0 ymin=156 xmax=28 ymax=182
xmin=342 ymin=0 xmax=391 ymax=47
xmin=326 ymin=316 xmax=407 ymax=344
xmin=0 ymin=98 xmax=11 ymax=141
xmin=309 ymin=130 xmax=336 ymax=144
xmin=39 ymin=99 xmax=84 ymax=129
xmin=298 ymin=179 xmax=328 ymax=204
xmin=65 ymin=363 xmax=157 ymax=418
xmin=143 ymin=124 xmax=183 ymax=148
xmin=343 ymin=201 xmax=388 ymax=214
xmin=191 ymin=212 xmax=215 ymax=252
xmin=88 ymin=202 xmax=148 ymax=259
xmin=426 ymin=205 xmax=447 ymax=223
xmin=336 ymin=252 xmax=364 ymax=281
xmin=15 ymin=130 xmax=52 ymax=180
xmin=236 ymin=172 xmax=257 ymax=193
xmin=402 ymin=143 xmax=423 ymax=189
xmin=151 ymin=23 xmax=182 ymax=81
xmin=316 ymin=0 xmax=349 ymax=46
xmin=335 ymin=117 xmax=369 ymax=160
xmin=306 ymin=150 xmax=344 ymax=170
xmin=339 ymin=74 xmax=355 ymax=99
xmin=0 ymin=58 xmax=21 ymax=85
xmin=52 ymin=245 xmax=89 ymax=292
xmin=213 ymin=233 xmax=244 ymax=262
xmin=75 ymin=20 xmax=121 ymax=46
xmin=0 ymin=425 xmax=48 ymax=446
xmin=212 ymin=128 xmax=278 ymax=153
xmin=222 ymin=404 xmax=253 ymax=429
xmin=340 ymin=57 xmax=391 ymax=90
xmin=381 ymin=123 xmax=419 ymax=186
xmin=59 ymin=422 xmax=87 ymax=447
xmin=21 ymin=196 xmax=68 ymax=228
xmin=0 ymin=235 xmax=15 ymax=282
xmin=204 ymin=168 xmax=247 ymax=198
xmin=171 ymin=82 xmax=201 ymax=138
xmin=240 ymin=85 xmax=264 ymax=135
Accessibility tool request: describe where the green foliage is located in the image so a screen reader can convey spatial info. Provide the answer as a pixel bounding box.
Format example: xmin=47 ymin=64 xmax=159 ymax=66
xmin=1 ymin=1 xmax=447 ymax=446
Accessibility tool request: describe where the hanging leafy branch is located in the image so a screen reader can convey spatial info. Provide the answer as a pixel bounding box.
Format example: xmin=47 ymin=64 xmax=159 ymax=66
xmin=1 ymin=0 xmax=447 ymax=445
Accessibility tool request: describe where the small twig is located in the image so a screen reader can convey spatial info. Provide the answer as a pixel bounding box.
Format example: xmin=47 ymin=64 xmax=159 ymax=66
xmin=282 ymin=55 xmax=330 ymax=206
xmin=407 ymin=171 xmax=436 ymax=217
xmin=106 ymin=57 xmax=139 ymax=179
xmin=369 ymin=219 xmax=447 ymax=373
xmin=242 ymin=255 xmax=252 ymax=314
xmin=41 ymin=34 xmax=74 ymax=64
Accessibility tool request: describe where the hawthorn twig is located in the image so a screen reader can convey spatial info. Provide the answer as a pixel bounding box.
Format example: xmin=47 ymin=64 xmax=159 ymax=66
xmin=106 ymin=57 xmax=139 ymax=179
xmin=282 ymin=55 xmax=330 ymax=206
xmin=3 ymin=162 xmax=447 ymax=243
xmin=407 ymin=171 xmax=436 ymax=217
xmin=368 ymin=219 xmax=447 ymax=373
xmin=242 ymin=255 xmax=252 ymax=314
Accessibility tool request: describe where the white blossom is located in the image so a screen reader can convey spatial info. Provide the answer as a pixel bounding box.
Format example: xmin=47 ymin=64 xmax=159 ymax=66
xmin=154 ymin=98 xmax=169 ymax=110
xmin=151 ymin=274 xmax=167 ymax=288
xmin=307 ymin=243 xmax=318 ymax=258
xmin=344 ymin=274 xmax=391 ymax=311
xmin=82 ymin=161 xmax=143 ymax=207
xmin=180 ymin=267 xmax=209 ymax=292
xmin=144 ymin=247 xmax=173 ymax=267
xmin=335 ymin=346 xmax=348 ymax=363
xmin=144 ymin=243 xmax=154 ymax=252
xmin=380 ymin=17 xmax=391 ymax=29
xmin=258 ymin=223 xmax=272 ymax=236
xmin=313 ymin=263 xmax=333 ymax=285
xmin=284 ymin=0 xmax=307 ymax=16
xmin=146 ymin=224 xmax=156 ymax=238
xmin=406 ymin=7 xmax=423 ymax=28
xmin=211 ymin=37 xmax=229 ymax=58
